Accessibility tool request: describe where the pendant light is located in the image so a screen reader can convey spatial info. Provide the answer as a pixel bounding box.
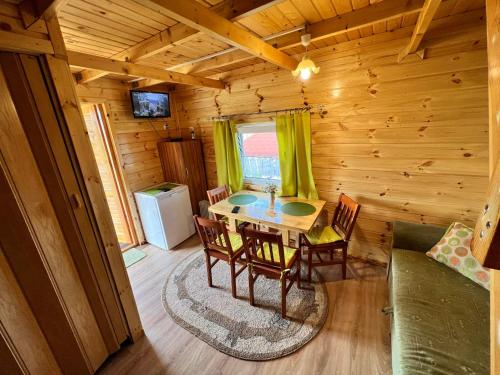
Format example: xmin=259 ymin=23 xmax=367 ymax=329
xmin=292 ymin=33 xmax=319 ymax=80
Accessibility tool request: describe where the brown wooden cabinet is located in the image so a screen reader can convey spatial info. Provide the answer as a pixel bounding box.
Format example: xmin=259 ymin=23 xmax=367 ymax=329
xmin=157 ymin=139 xmax=207 ymax=215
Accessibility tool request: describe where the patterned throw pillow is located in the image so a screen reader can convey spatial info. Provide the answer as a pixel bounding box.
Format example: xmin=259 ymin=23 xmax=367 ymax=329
xmin=426 ymin=222 xmax=490 ymax=290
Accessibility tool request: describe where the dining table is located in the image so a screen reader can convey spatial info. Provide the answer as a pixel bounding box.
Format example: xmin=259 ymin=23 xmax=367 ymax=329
xmin=207 ymin=190 xmax=326 ymax=247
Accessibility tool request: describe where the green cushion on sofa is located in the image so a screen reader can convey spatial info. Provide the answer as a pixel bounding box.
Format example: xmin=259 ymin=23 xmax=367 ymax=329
xmin=391 ymin=249 xmax=489 ymax=375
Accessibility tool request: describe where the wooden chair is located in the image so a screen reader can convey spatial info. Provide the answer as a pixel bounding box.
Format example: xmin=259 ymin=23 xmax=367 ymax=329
xmin=207 ymin=185 xmax=230 ymax=221
xmin=241 ymin=227 xmax=301 ymax=318
xmin=207 ymin=185 xmax=252 ymax=233
xmin=299 ymin=193 xmax=361 ymax=282
xmin=193 ymin=215 xmax=247 ymax=298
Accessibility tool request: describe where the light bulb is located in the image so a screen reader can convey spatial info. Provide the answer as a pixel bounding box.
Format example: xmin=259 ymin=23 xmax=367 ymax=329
xmin=300 ymin=68 xmax=311 ymax=80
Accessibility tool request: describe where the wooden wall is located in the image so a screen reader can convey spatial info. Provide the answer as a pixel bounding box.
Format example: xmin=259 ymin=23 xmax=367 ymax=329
xmin=76 ymin=79 xmax=181 ymax=241
xmin=172 ymin=10 xmax=490 ymax=264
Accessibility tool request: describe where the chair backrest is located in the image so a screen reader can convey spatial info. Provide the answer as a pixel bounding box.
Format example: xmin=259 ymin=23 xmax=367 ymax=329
xmin=331 ymin=193 xmax=361 ymax=242
xmin=207 ymin=186 xmax=229 ymax=221
xmin=241 ymin=227 xmax=287 ymax=270
xmin=207 ymin=185 xmax=229 ymax=205
xmin=193 ymin=215 xmax=235 ymax=256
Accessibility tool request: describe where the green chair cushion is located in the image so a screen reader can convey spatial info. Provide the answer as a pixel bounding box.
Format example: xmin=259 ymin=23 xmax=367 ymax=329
xmin=390 ymin=249 xmax=490 ymax=375
xmin=306 ymin=226 xmax=343 ymax=245
xmin=256 ymin=243 xmax=297 ymax=268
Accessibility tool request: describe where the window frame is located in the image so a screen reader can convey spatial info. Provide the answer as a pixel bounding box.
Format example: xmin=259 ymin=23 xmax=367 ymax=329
xmin=236 ymin=122 xmax=281 ymax=187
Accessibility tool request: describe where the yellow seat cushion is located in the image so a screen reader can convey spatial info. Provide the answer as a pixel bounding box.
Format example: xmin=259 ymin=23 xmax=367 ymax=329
xmin=306 ymin=226 xmax=343 ymax=245
xmin=256 ymin=243 xmax=297 ymax=268
xmin=217 ymin=232 xmax=243 ymax=252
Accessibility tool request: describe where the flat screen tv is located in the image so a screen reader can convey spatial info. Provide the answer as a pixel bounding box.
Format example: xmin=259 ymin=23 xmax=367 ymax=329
xmin=130 ymin=90 xmax=170 ymax=118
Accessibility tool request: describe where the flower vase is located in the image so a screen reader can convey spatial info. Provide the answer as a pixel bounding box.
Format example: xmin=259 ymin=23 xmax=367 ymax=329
xmin=269 ymin=192 xmax=275 ymax=210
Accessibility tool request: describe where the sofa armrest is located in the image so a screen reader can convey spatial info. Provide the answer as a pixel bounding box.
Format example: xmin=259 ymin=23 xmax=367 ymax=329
xmin=391 ymin=221 xmax=447 ymax=253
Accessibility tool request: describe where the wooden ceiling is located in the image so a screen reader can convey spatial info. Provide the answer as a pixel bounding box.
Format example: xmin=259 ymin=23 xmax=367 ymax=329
xmin=59 ymin=0 xmax=484 ymax=84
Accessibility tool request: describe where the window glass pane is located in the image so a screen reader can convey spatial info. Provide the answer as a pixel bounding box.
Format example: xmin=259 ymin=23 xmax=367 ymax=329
xmin=237 ymin=125 xmax=280 ymax=183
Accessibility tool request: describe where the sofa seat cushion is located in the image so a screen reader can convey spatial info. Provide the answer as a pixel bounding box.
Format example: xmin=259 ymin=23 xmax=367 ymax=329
xmin=391 ymin=249 xmax=489 ymax=375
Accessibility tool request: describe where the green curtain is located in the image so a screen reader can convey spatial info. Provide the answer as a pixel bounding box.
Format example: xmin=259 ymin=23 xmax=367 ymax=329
xmin=276 ymin=111 xmax=318 ymax=199
xmin=213 ymin=119 xmax=243 ymax=193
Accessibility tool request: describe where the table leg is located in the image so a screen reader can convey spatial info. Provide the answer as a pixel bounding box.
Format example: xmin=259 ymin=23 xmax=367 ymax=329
xmin=282 ymin=230 xmax=290 ymax=247
xmin=228 ymin=218 xmax=237 ymax=232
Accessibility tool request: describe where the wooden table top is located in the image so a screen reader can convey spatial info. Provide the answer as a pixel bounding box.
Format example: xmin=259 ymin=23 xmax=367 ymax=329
xmin=208 ymin=190 xmax=326 ymax=233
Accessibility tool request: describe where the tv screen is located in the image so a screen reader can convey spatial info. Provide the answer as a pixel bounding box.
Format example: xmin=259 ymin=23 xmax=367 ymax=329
xmin=130 ymin=90 xmax=170 ymax=118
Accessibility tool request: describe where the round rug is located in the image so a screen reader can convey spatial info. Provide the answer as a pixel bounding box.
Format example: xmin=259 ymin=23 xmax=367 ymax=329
xmin=162 ymin=252 xmax=328 ymax=361
xmin=281 ymin=202 xmax=316 ymax=216
xmin=228 ymin=194 xmax=258 ymax=205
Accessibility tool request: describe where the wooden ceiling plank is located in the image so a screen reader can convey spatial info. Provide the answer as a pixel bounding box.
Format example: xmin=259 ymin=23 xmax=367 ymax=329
xmin=61 ymin=26 xmax=131 ymax=50
xmin=398 ymin=0 xmax=442 ymax=62
xmin=67 ymin=0 xmax=162 ymax=36
xmin=176 ymin=0 xmax=425 ymax=75
xmin=148 ymin=0 xmax=298 ymax=70
xmin=80 ymin=0 xmax=170 ymax=32
xmin=61 ymin=6 xmax=152 ymax=41
xmin=58 ymin=11 xmax=144 ymax=44
xmin=77 ymin=0 xmax=283 ymax=83
xmin=68 ymin=51 xmax=225 ymax=89
xmin=113 ymin=0 xmax=178 ymax=27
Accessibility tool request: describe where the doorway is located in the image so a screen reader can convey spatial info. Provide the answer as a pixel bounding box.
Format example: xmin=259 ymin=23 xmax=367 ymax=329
xmin=81 ymin=103 xmax=137 ymax=250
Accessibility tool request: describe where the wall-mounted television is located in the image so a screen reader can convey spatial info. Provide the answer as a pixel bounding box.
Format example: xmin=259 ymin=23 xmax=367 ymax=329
xmin=130 ymin=90 xmax=170 ymax=118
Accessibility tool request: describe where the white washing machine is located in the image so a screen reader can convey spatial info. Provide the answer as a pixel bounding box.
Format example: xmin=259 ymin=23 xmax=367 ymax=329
xmin=134 ymin=182 xmax=195 ymax=250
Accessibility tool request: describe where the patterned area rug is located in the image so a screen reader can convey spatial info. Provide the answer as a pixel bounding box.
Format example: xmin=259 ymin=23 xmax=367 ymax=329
xmin=162 ymin=251 xmax=328 ymax=360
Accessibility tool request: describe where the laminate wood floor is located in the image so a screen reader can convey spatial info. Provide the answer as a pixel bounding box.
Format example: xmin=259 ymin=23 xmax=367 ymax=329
xmin=98 ymin=236 xmax=391 ymax=375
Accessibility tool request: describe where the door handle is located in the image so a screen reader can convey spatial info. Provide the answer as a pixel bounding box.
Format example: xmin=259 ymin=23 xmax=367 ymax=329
xmin=185 ymin=168 xmax=189 ymax=178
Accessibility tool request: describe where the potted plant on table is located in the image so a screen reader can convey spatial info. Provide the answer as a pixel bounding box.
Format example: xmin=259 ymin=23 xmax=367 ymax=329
xmin=264 ymin=183 xmax=278 ymax=211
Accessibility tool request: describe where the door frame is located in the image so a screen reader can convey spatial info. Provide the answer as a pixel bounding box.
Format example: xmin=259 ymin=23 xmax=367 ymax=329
xmin=83 ymin=103 xmax=139 ymax=250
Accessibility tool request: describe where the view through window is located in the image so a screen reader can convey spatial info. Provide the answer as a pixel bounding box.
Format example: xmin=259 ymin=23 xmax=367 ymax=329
xmin=237 ymin=122 xmax=281 ymax=184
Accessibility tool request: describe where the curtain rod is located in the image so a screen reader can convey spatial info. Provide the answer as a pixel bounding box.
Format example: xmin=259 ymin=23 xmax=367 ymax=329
xmin=209 ymin=104 xmax=326 ymax=121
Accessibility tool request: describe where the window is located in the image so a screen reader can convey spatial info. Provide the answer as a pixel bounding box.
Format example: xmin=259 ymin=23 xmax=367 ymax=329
xmin=237 ymin=122 xmax=281 ymax=185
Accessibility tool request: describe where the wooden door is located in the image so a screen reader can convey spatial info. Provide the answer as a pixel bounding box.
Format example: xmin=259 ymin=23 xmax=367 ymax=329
xmin=0 ymin=52 xmax=128 ymax=373
xmin=181 ymin=140 xmax=208 ymax=215
xmin=81 ymin=103 xmax=136 ymax=249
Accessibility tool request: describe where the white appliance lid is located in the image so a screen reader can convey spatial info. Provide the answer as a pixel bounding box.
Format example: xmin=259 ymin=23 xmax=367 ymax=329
xmin=137 ymin=182 xmax=185 ymax=197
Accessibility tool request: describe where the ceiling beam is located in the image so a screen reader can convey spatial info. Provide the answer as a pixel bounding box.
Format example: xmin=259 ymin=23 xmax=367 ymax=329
xmin=0 ymin=29 xmax=54 ymax=54
xmin=149 ymin=0 xmax=298 ymax=71
xmin=68 ymin=51 xmax=225 ymax=90
xmin=127 ymin=0 xmax=285 ymax=62
xmin=19 ymin=0 xmax=69 ymax=28
xmin=136 ymin=0 xmax=425 ymax=84
xmin=398 ymin=0 xmax=442 ymax=62
xmin=78 ymin=0 xmax=283 ymax=83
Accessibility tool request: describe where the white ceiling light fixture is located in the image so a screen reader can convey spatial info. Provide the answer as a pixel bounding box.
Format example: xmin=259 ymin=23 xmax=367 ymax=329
xmin=292 ymin=33 xmax=320 ymax=81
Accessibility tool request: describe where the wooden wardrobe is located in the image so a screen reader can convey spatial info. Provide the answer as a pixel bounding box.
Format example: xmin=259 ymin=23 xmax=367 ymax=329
xmin=157 ymin=139 xmax=207 ymax=215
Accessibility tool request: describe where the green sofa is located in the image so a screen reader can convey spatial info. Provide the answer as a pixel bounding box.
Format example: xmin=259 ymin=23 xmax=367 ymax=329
xmin=389 ymin=221 xmax=490 ymax=374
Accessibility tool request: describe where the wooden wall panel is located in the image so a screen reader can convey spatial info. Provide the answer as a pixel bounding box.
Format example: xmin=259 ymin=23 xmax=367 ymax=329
xmin=172 ymin=14 xmax=489 ymax=264
xmin=76 ymin=79 xmax=182 ymax=242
